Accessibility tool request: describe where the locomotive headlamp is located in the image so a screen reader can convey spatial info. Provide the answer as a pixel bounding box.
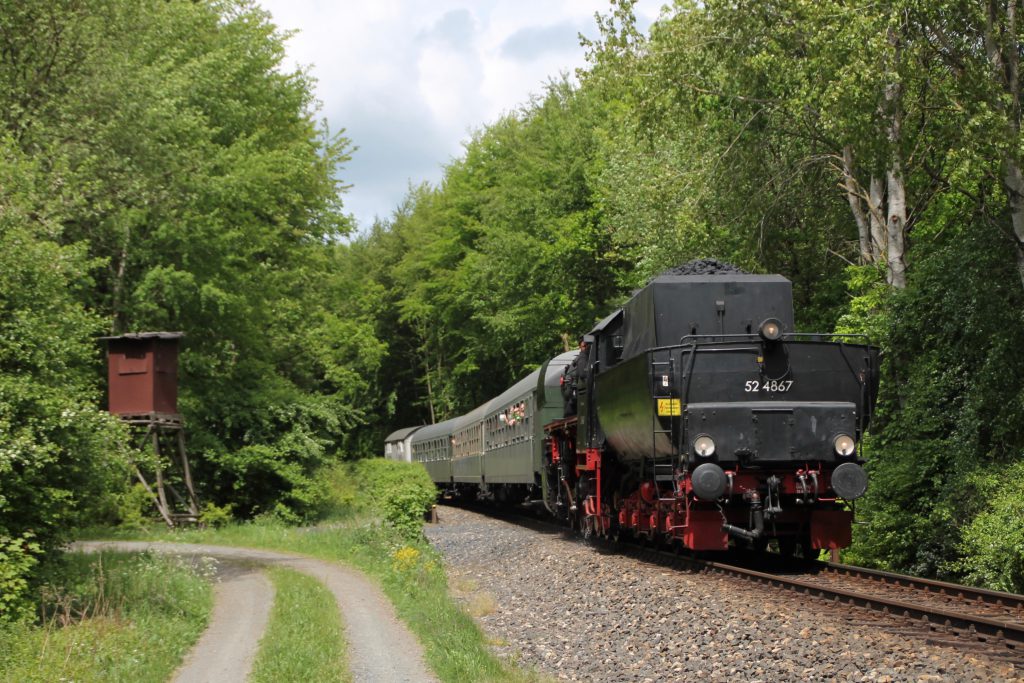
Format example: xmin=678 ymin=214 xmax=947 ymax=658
xmin=833 ymin=433 xmax=856 ymax=457
xmin=693 ymin=434 xmax=716 ymax=458
xmin=758 ymin=318 xmax=783 ymax=341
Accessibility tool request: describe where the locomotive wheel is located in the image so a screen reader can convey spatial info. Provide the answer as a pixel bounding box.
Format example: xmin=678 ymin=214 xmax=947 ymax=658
xmin=581 ymin=516 xmax=595 ymax=544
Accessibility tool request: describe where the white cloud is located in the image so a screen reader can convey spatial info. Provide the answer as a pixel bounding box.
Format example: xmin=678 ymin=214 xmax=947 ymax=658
xmin=257 ymin=1 xmax=664 ymax=230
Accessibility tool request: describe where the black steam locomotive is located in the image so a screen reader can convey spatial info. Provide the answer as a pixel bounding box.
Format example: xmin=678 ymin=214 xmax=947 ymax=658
xmin=387 ymin=262 xmax=879 ymax=555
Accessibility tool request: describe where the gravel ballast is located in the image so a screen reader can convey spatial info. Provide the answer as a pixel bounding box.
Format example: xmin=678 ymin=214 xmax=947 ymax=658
xmin=426 ymin=506 xmax=1022 ymax=682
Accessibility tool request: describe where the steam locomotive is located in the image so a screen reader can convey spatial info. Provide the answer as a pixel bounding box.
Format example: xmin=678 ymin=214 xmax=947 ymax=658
xmin=385 ymin=263 xmax=879 ymax=555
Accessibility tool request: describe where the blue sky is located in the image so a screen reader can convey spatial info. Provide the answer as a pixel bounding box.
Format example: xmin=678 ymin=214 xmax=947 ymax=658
xmin=258 ymin=1 xmax=663 ymax=232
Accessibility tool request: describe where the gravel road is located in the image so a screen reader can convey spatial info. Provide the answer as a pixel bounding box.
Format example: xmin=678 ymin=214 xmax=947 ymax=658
xmin=173 ymin=563 xmax=273 ymax=683
xmin=425 ymin=506 xmax=1023 ymax=683
xmin=75 ymin=541 xmax=437 ymax=683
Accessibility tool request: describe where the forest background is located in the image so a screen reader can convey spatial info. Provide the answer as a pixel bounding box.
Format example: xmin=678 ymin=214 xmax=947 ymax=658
xmin=2 ymin=0 xmax=1024 ymax=615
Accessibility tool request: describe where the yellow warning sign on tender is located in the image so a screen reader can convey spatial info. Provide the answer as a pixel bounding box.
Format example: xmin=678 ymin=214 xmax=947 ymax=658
xmin=657 ymin=398 xmax=681 ymax=416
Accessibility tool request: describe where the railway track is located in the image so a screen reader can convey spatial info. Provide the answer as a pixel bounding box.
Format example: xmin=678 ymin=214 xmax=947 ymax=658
xmin=446 ymin=501 xmax=1024 ymax=667
xmin=614 ymin=542 xmax=1024 ymax=667
xmin=678 ymin=553 xmax=1024 ymax=663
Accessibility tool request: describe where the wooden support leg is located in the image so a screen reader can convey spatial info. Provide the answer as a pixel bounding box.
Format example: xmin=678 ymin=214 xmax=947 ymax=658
xmin=152 ymin=430 xmax=172 ymax=528
xmin=176 ymin=428 xmax=200 ymax=515
xmin=134 ymin=466 xmax=174 ymax=528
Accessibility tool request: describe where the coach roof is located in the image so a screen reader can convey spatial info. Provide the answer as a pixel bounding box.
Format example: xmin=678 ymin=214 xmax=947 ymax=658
xmin=384 ymin=425 xmax=424 ymax=443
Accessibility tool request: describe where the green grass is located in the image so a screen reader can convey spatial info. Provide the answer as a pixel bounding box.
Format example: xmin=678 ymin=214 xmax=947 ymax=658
xmin=251 ymin=566 xmax=349 ymax=683
xmin=0 ymin=551 xmax=212 ymax=683
xmin=79 ymin=461 xmax=544 ymax=682
xmin=96 ymin=517 xmax=541 ymax=682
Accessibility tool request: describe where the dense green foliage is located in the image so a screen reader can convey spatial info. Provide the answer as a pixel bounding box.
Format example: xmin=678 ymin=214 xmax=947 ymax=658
xmin=849 ymin=221 xmax=1024 ymax=577
xmin=0 ymin=551 xmax=212 ymax=682
xmin=0 ymin=148 xmax=132 ymax=616
xmin=348 ymin=460 xmax=438 ymax=539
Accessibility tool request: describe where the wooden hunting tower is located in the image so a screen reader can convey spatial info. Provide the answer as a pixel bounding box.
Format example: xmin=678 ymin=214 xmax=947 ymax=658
xmin=100 ymin=332 xmax=199 ymax=527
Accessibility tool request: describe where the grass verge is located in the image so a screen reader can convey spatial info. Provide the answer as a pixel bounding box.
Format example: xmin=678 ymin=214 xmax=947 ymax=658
xmin=103 ymin=520 xmax=537 ymax=682
xmin=0 ymin=551 xmax=212 ymax=683
xmin=251 ymin=566 xmax=349 ymax=683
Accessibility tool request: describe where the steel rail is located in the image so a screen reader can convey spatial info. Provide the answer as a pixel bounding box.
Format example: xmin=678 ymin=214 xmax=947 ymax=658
xmin=820 ymin=560 xmax=1024 ymax=611
xmin=682 ymin=554 xmax=1024 ymax=653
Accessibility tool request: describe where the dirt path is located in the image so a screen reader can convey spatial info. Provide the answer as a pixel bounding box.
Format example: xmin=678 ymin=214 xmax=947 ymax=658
xmin=174 ymin=563 xmax=273 ymax=683
xmin=75 ymin=541 xmax=438 ymax=683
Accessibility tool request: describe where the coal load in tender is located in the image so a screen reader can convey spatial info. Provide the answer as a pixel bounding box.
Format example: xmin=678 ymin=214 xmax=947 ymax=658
xmin=655 ymin=258 xmax=748 ymax=278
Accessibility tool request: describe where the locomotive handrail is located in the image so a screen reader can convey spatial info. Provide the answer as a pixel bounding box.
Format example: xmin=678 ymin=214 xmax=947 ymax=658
xmin=644 ymin=332 xmax=872 ymax=355
xmin=673 ymin=331 xmax=870 ymax=347
xmin=783 ymin=332 xmax=871 ymax=343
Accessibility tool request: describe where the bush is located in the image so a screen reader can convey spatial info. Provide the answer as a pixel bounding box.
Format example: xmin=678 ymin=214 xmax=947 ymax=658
xmin=846 ymin=221 xmax=1024 ymax=580
xmin=0 ymin=214 xmax=132 ymax=599
xmin=198 ymin=502 xmax=234 ymax=529
xmin=114 ymin=484 xmax=157 ymax=530
xmin=0 ymin=534 xmax=40 ymax=622
xmin=350 ymin=459 xmax=437 ymax=539
xmin=955 ymin=461 xmax=1024 ymax=592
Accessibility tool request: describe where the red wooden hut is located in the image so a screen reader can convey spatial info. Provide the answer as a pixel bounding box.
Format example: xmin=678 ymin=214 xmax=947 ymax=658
xmin=101 ymin=332 xmax=184 ymax=417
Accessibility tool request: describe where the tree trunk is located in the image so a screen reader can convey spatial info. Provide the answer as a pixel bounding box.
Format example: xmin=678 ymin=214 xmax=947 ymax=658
xmin=883 ymin=25 xmax=908 ymax=289
xmin=841 ymin=146 xmax=873 ymax=263
xmin=423 ymin=355 xmax=436 ymax=424
xmin=1006 ymin=160 xmax=1024 ymax=286
xmin=1009 ymin=0 xmax=1024 ymax=289
xmin=869 ymin=175 xmax=886 ymax=262
xmin=110 ymin=225 xmax=130 ymax=334
xmin=987 ymin=0 xmax=1024 ymax=288
xmin=886 ymin=168 xmax=908 ymax=288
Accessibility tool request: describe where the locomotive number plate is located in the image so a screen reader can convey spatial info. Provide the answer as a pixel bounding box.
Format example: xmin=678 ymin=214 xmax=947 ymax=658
xmin=744 ymin=380 xmax=794 ymax=393
xmin=657 ymin=398 xmax=681 ymax=416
